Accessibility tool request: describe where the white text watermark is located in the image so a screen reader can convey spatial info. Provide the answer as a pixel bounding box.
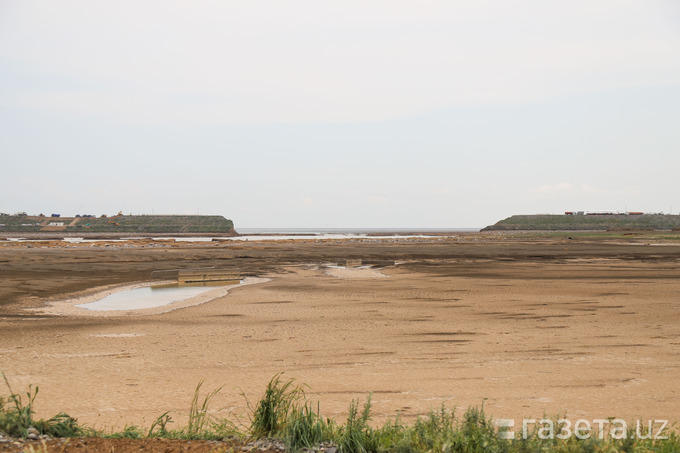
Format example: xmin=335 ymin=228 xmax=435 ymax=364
xmin=494 ymin=418 xmax=669 ymax=440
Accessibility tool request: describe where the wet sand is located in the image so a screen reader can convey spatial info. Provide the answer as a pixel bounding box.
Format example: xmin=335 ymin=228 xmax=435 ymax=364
xmin=1 ymin=234 xmax=679 ymax=430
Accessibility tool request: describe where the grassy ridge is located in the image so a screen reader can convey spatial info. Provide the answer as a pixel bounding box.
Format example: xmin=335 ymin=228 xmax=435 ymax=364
xmin=482 ymin=214 xmax=680 ymax=231
xmin=0 ymin=215 xmax=234 ymax=234
xmin=71 ymin=215 xmax=234 ymax=234
xmin=1 ymin=374 xmax=678 ymax=452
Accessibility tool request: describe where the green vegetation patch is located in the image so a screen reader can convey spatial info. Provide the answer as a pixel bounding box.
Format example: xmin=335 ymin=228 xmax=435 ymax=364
xmin=0 ymin=374 xmax=88 ymax=439
xmin=0 ymin=214 xmax=234 ymax=234
xmin=2 ymin=373 xmax=679 ymax=452
xmin=483 ymin=214 xmax=680 ymax=231
xmin=75 ymin=215 xmax=234 ymax=233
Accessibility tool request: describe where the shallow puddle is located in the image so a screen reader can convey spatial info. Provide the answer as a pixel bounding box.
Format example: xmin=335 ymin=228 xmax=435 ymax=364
xmin=76 ymin=281 xmax=240 ymax=311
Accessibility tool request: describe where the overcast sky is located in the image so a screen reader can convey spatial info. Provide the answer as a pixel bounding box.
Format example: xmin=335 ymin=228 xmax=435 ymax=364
xmin=1 ymin=1 xmax=679 ymax=229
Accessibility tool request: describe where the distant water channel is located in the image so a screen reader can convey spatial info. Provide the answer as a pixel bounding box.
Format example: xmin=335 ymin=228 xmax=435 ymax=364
xmin=76 ymin=282 xmax=238 ymax=311
xmin=2 ymin=228 xmax=479 ymax=243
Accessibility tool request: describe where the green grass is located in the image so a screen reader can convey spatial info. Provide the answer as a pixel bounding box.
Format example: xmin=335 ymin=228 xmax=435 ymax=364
xmin=483 ymin=214 xmax=680 ymax=232
xmin=283 ymin=401 xmax=335 ymax=451
xmin=0 ymin=214 xmax=234 ymax=234
xmin=0 ymin=373 xmax=87 ymax=439
xmin=248 ymin=373 xmax=306 ymax=438
xmin=2 ymin=373 xmax=679 ymax=452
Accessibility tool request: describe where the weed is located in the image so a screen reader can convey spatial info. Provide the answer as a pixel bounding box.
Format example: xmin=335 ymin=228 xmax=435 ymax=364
xmin=144 ymin=380 xmax=241 ymax=440
xmin=184 ymin=381 xmax=223 ymax=439
xmin=248 ymin=373 xmax=305 ymax=438
xmin=34 ymin=412 xmax=83 ymax=438
xmin=1 ymin=373 xmax=85 ymax=438
xmin=147 ymin=411 xmax=173 ymax=437
xmin=283 ymin=401 xmax=336 ymax=452
xmin=104 ymin=424 xmax=144 ymax=439
xmin=338 ymin=395 xmax=378 ymax=453
xmin=4 ymin=373 xmax=680 ymax=452
xmin=0 ymin=373 xmax=39 ymax=437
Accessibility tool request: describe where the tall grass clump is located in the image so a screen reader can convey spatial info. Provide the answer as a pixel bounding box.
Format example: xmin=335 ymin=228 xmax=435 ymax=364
xmin=247 ymin=373 xmax=340 ymax=451
xmin=181 ymin=380 xmax=239 ymax=440
xmin=378 ymin=404 xmax=511 ymax=453
xmin=0 ymin=373 xmax=39 ymax=438
xmin=337 ymin=395 xmax=380 ymax=453
xmin=0 ymin=373 xmax=84 ymax=438
xmin=389 ymin=403 xmax=458 ymax=452
xmin=282 ymin=401 xmax=336 ymax=451
xmin=159 ymin=381 xmax=238 ymax=440
xmin=184 ymin=381 xmax=223 ymax=438
xmin=454 ymin=405 xmax=508 ymax=453
xmin=248 ymin=373 xmax=306 ymax=438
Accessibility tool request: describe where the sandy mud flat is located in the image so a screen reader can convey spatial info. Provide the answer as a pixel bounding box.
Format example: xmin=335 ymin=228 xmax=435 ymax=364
xmin=0 ymin=234 xmax=679 ymax=431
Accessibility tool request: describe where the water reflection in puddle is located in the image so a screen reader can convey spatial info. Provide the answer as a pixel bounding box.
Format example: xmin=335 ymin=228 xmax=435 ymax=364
xmin=76 ymin=281 xmax=240 ymax=311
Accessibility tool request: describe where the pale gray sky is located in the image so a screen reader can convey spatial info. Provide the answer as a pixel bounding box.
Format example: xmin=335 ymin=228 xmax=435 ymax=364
xmin=1 ymin=1 xmax=679 ymax=228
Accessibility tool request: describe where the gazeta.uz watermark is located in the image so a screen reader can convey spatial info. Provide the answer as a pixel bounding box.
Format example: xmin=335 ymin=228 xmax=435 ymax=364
xmin=494 ymin=418 xmax=669 ymax=440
